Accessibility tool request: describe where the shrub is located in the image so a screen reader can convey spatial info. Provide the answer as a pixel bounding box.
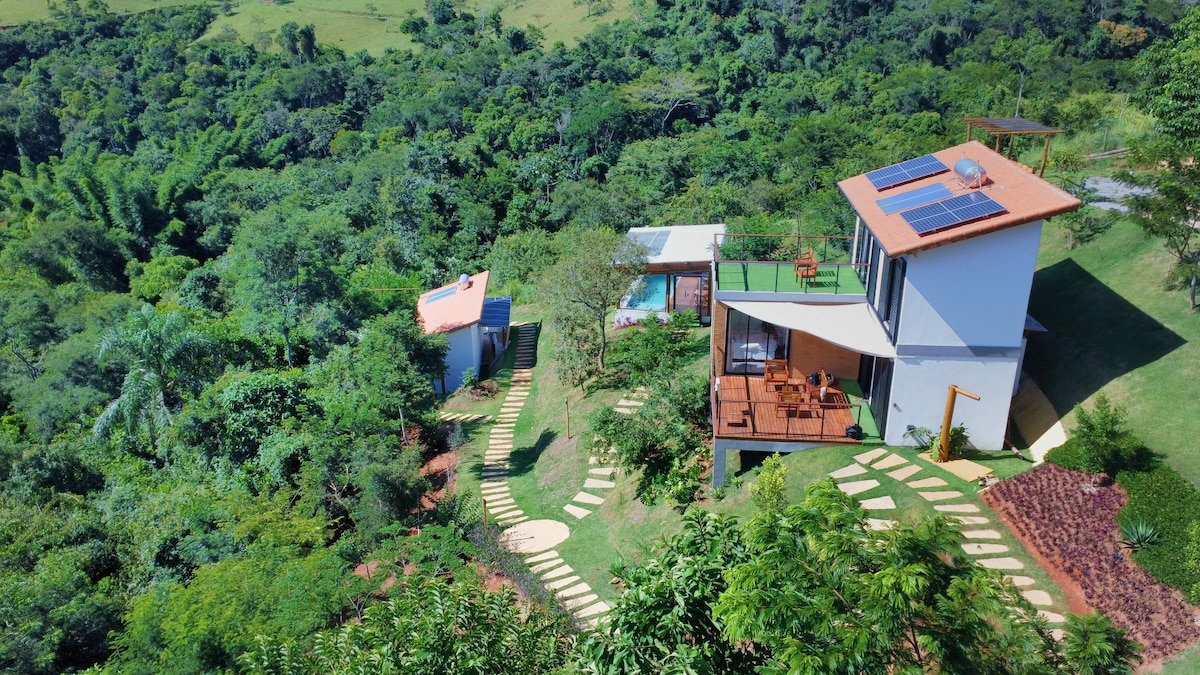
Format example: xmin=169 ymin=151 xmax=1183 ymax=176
xmin=1045 ymin=437 xmax=1090 ymax=471
xmin=1117 ymin=463 xmax=1200 ymax=596
xmin=750 ymin=454 xmax=787 ymax=514
xmin=1119 ymin=520 xmax=1163 ymax=551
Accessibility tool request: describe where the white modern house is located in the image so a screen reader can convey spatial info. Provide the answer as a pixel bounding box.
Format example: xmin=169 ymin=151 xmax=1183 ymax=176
xmin=709 ymin=140 xmax=1080 ymax=485
xmin=417 ymin=270 xmax=511 ymax=394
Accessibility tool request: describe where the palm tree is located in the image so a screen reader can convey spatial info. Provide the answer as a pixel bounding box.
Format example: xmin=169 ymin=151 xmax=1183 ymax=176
xmin=93 ymin=305 xmax=210 ymax=451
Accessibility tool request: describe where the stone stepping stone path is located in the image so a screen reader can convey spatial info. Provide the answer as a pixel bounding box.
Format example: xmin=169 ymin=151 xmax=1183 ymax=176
xmin=520 ymin=544 xmax=612 ymax=629
xmin=573 ymin=491 xmax=605 ymax=506
xmin=833 ymin=450 xmax=1065 ymax=626
xmin=977 ymin=557 xmax=1024 ymax=570
xmin=837 ymin=479 xmax=880 ymax=496
xmin=1022 ymin=590 xmax=1053 ymax=606
xmin=438 ymin=412 xmax=493 ymax=423
xmin=951 ymin=515 xmax=990 ymax=525
xmin=563 ymin=503 xmax=592 ymax=519
xmin=918 ymin=490 xmax=964 ymax=501
xmin=886 ymin=464 xmax=922 ymax=481
xmin=854 ymin=448 xmax=888 ymax=464
xmin=961 ymin=543 xmax=1009 ymax=555
xmin=829 ymin=463 xmax=868 ymax=479
xmin=873 ymin=454 xmax=909 ymax=470
xmin=934 ymin=503 xmax=979 ymax=513
xmin=859 ymin=496 xmax=896 ymax=510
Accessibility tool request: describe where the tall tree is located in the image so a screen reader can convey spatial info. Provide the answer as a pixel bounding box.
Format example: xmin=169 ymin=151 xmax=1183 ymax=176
xmin=537 ymin=227 xmax=645 ymax=376
xmin=93 ymin=304 xmax=210 ymax=452
xmin=230 ymin=205 xmax=350 ymax=368
xmin=1123 ymin=8 xmax=1200 ymax=310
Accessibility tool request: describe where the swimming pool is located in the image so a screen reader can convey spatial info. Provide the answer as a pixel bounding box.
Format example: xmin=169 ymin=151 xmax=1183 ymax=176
xmin=624 ymin=274 xmax=668 ymax=311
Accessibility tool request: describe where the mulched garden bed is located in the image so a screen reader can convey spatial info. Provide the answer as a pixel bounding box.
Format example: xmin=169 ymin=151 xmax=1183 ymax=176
xmin=982 ymin=463 xmax=1200 ymax=665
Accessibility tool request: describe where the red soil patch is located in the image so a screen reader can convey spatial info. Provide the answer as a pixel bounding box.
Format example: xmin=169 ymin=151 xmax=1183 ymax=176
xmin=418 ymin=436 xmax=459 ymax=510
xmin=982 ymin=490 xmax=1093 ymax=616
xmin=982 ymin=464 xmax=1200 ymax=668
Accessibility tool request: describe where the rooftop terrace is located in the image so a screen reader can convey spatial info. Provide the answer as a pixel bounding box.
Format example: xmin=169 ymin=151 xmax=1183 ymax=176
xmin=713 ymin=234 xmax=867 ymax=297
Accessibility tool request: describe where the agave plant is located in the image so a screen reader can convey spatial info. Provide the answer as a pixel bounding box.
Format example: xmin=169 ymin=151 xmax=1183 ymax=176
xmin=1120 ymin=520 xmax=1163 ymax=551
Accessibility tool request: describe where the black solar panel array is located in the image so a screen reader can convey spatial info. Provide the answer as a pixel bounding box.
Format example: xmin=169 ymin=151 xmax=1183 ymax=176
xmin=901 ymin=192 xmax=1006 ymax=236
xmin=866 ymin=155 xmax=950 ymax=190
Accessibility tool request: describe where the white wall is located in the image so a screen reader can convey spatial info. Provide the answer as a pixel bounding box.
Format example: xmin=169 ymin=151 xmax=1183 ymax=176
xmin=895 ymin=220 xmax=1042 ymax=349
xmin=886 ymin=354 xmax=1019 ymax=448
xmin=435 ymin=324 xmax=483 ymax=394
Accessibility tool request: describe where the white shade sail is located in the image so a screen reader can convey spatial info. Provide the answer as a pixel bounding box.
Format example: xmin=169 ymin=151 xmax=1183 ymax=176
xmin=724 ymin=301 xmax=899 ymax=359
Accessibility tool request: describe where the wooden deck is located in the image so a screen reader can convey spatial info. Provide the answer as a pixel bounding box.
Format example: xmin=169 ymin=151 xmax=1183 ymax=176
xmin=713 ymin=375 xmax=862 ymax=443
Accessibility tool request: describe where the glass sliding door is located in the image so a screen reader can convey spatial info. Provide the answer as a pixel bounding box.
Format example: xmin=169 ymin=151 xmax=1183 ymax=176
xmin=724 ymin=308 xmax=787 ymax=375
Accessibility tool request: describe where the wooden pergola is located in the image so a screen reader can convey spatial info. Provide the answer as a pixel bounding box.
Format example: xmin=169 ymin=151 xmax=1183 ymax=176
xmin=964 ymin=117 xmax=1064 ymax=177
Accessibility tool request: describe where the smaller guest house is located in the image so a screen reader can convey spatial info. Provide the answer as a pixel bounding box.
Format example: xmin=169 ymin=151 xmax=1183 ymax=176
xmin=417 ymin=270 xmax=511 ymax=394
xmin=615 ymin=223 xmax=725 ymax=326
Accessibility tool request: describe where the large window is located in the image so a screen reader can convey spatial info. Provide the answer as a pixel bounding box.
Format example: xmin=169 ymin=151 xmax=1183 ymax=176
xmin=725 ymin=308 xmax=788 ymax=374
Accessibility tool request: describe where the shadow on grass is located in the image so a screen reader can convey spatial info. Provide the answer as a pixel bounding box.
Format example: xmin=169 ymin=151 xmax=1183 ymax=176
xmin=1026 ymin=258 xmax=1185 ymax=415
xmin=735 ymin=450 xmax=772 ymax=477
xmin=508 ymin=429 xmax=557 ymax=478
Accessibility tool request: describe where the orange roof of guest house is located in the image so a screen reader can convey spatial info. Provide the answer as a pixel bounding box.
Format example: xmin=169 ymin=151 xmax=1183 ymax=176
xmin=838 ymin=141 xmax=1081 ymax=257
xmin=417 ymin=270 xmax=490 ymax=335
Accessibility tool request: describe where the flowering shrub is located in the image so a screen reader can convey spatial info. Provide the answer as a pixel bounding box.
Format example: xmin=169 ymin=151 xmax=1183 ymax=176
xmin=982 ymin=464 xmax=1200 ymax=663
xmin=467 ymin=380 xmax=497 ymax=400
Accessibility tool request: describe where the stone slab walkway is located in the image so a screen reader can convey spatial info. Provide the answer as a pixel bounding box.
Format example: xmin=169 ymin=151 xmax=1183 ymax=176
xmin=831 ymin=450 xmax=1065 ymax=631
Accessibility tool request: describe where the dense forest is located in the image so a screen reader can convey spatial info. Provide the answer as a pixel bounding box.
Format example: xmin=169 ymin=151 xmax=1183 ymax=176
xmin=0 ymin=0 xmax=1187 ymax=672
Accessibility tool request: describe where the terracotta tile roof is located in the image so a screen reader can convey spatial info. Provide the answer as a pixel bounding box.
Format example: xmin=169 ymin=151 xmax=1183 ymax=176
xmin=417 ymin=270 xmax=489 ymax=334
xmin=838 ymin=141 xmax=1081 ymax=257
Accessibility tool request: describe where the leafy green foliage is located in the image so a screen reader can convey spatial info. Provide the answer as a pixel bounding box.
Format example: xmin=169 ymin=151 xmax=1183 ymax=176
xmin=590 ymin=375 xmax=710 ymax=505
xmin=1120 ymin=463 xmax=1200 ymax=597
xmin=750 ymin=453 xmax=788 ymax=515
xmin=592 ymin=480 xmax=1140 ymax=674
xmin=241 ymin=572 xmax=573 ymax=675
xmin=577 ymin=511 xmax=763 ymax=673
xmin=0 ymin=0 xmax=1181 ymax=670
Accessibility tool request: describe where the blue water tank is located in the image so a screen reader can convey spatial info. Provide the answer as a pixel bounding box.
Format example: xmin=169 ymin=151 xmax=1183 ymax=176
xmin=955 ymin=158 xmax=987 ymax=188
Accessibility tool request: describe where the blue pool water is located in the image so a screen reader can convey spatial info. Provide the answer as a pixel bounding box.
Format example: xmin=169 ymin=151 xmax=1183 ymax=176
xmin=626 ymin=274 xmax=668 ymax=310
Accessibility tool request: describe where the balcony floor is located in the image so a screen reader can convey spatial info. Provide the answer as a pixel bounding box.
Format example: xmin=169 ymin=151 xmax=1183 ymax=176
xmin=716 ymin=262 xmax=866 ymax=294
xmin=714 ymin=375 xmax=879 ymax=443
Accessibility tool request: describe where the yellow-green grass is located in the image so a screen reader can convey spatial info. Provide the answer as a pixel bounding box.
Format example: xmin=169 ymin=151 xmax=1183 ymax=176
xmin=1 ymin=0 xmax=632 ymax=56
xmin=1028 ymin=217 xmax=1200 ymax=485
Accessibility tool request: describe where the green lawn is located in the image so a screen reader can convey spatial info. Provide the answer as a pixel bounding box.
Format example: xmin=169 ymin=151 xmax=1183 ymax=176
xmin=1026 ymin=216 xmax=1200 ymax=485
xmin=0 ymin=0 xmax=634 ymax=56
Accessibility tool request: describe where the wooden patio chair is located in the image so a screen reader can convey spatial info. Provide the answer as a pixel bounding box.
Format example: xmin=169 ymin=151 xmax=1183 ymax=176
xmin=764 ymin=359 xmax=789 ymax=389
xmin=775 ymin=389 xmax=806 ymax=417
xmin=794 ymin=246 xmax=818 ymax=287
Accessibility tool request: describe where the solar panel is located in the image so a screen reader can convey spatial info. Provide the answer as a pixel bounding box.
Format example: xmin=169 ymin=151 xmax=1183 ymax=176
xmin=876 ymin=183 xmax=953 ymax=214
xmin=426 ymin=286 xmax=458 ymax=303
xmin=867 ymin=155 xmax=949 ymax=190
xmin=631 ymin=230 xmax=670 ymax=258
xmin=901 ymin=191 xmax=1006 ymax=236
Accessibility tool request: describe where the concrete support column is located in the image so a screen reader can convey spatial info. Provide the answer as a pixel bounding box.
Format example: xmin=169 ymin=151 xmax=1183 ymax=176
xmin=712 ymin=444 xmax=727 ymax=488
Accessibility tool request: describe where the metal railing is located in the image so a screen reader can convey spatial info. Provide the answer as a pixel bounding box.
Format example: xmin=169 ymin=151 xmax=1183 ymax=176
xmin=712 ymin=233 xmax=867 ymax=295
